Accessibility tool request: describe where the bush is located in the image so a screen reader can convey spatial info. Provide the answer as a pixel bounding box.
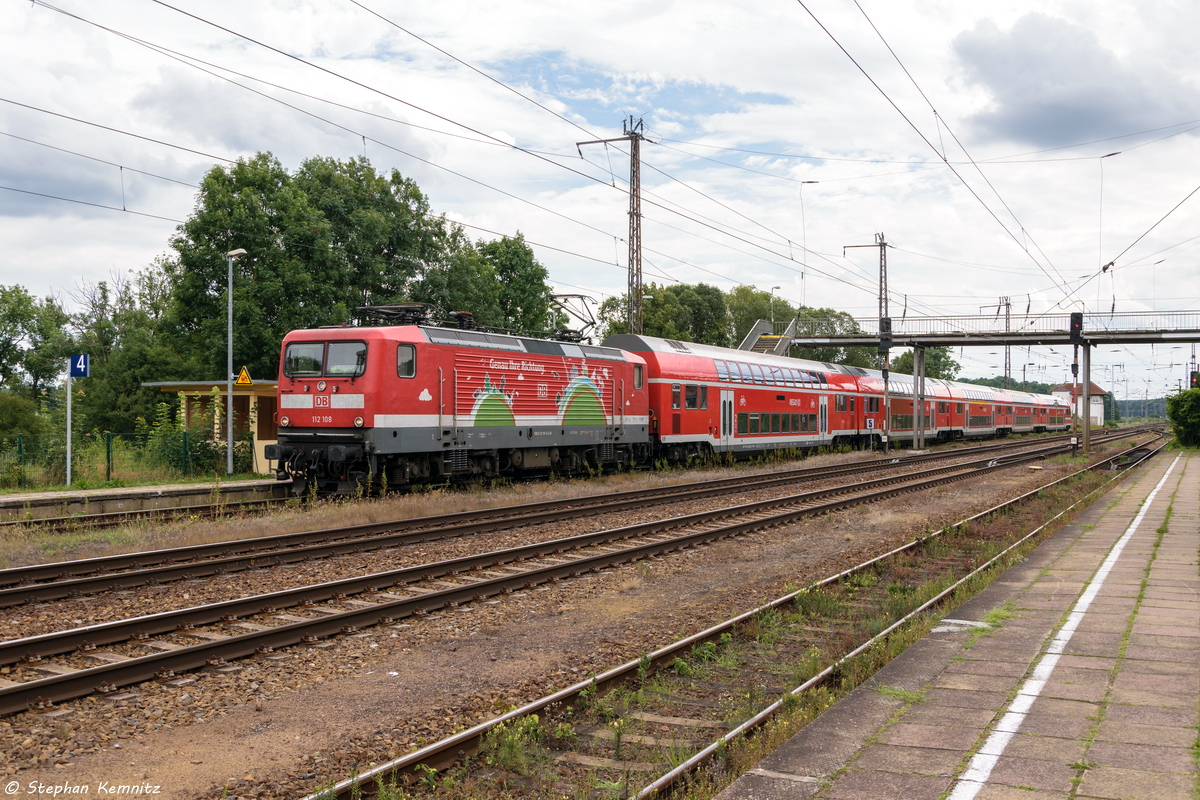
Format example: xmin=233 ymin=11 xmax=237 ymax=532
xmin=1166 ymin=389 xmax=1200 ymax=446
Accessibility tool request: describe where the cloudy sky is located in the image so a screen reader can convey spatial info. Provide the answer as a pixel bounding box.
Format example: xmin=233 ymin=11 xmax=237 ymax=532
xmin=2 ymin=0 xmax=1198 ymax=398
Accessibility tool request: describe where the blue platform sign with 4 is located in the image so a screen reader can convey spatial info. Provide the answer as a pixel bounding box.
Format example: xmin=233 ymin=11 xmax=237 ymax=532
xmin=69 ymin=354 xmax=89 ymax=378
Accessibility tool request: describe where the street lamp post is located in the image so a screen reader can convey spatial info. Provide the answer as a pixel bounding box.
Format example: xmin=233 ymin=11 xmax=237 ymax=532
xmin=226 ymin=248 xmax=247 ymax=476
xmin=769 ymin=286 xmax=780 ymax=323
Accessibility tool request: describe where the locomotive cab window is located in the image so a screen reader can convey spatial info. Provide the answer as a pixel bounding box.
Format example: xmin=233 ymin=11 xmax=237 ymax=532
xmin=397 ymin=344 xmax=416 ymax=378
xmin=284 ymin=342 xmax=324 ymax=377
xmin=685 ymin=384 xmax=698 ymax=409
xmin=326 ymin=341 xmax=368 ymax=377
xmin=700 ymin=385 xmax=708 ymax=409
xmin=634 ymin=364 xmax=643 ymax=390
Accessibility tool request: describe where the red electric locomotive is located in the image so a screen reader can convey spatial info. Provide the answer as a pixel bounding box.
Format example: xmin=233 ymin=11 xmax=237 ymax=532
xmin=267 ymin=311 xmax=650 ymax=494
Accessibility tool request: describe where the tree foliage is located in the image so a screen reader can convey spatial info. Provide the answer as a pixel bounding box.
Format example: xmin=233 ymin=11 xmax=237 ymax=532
xmin=165 ymin=153 xmax=458 ymax=379
xmin=477 ymin=233 xmax=552 ymax=333
xmin=890 ymin=347 xmax=960 ymax=380
xmin=788 ymin=307 xmax=876 ymax=368
xmin=1166 ymin=389 xmax=1200 ymax=446
xmin=0 ymin=284 xmax=73 ymax=404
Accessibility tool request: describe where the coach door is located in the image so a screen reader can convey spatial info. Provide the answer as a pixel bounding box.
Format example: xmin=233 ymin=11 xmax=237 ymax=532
xmin=819 ymin=395 xmax=829 ymax=440
xmin=720 ymin=389 xmax=735 ymax=448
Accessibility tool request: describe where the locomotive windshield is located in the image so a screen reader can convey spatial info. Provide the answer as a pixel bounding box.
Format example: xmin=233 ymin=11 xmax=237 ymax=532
xmin=283 ymin=341 xmax=367 ymax=377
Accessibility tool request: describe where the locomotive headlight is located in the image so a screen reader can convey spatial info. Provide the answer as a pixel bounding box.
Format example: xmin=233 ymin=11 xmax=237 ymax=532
xmin=280 ymin=416 xmax=290 ymax=427
xmin=354 ymin=416 xmax=364 ymax=428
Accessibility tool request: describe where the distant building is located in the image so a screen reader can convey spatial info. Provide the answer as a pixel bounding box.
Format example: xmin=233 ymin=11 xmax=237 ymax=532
xmin=1050 ymin=382 xmax=1108 ymax=426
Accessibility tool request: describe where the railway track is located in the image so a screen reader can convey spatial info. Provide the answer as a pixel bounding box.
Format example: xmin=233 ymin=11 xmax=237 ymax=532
xmin=307 ymin=434 xmax=1166 ymax=800
xmin=0 ymin=439 xmax=1084 ymax=716
xmin=0 ymin=432 xmax=1133 ymax=603
xmin=0 ymin=430 xmax=1117 ymax=538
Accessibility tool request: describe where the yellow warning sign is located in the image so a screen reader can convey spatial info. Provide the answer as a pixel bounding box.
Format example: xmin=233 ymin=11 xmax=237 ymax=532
xmin=235 ymin=366 xmax=253 ymax=386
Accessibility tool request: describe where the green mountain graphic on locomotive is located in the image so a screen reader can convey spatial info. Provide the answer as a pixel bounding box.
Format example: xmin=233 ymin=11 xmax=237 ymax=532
xmin=560 ymin=376 xmax=605 ymax=425
xmin=471 ymin=374 xmax=517 ymax=426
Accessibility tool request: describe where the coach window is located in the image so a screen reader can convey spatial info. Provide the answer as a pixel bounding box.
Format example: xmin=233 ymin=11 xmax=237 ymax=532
xmin=396 ymin=344 xmax=416 ymax=378
xmin=956 ymin=402 xmax=964 ymax=413
xmin=749 ymin=413 xmax=760 ymax=434
xmin=284 ymin=342 xmax=324 ymax=377
xmin=326 ymin=341 xmax=368 ymax=377
xmin=685 ymin=384 xmax=699 ymax=409
xmin=715 ymin=360 xmax=729 ymax=381
xmin=835 ymin=395 xmax=847 ymax=413
xmin=700 ymin=385 xmax=708 ymax=409
xmin=748 ymin=364 xmax=764 ymax=385
xmin=672 ymin=384 xmax=681 ymax=410
xmin=771 ymin=412 xmax=781 ymax=433
xmin=792 ymin=413 xmax=800 ymax=431
xmin=737 ymin=412 xmax=748 ymax=434
xmin=634 ymin=364 xmax=643 ymax=389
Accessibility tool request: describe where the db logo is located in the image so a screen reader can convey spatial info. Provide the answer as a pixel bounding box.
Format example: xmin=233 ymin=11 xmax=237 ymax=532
xmin=739 ymin=396 xmax=746 ymax=406
xmin=315 ymin=396 xmax=331 ymax=408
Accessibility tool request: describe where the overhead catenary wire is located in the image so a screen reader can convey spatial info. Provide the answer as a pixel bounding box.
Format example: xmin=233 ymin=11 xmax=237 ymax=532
xmin=29 ymin=0 xmax=816 ymax=300
xmin=843 ymin=0 xmax=1083 ymax=313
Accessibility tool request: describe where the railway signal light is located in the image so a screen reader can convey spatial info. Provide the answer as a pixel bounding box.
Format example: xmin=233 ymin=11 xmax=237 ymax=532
xmin=1069 ymin=312 xmax=1084 ymax=345
xmin=879 ymin=316 xmax=892 ymax=353
xmin=1191 ymin=371 xmax=1199 ymax=389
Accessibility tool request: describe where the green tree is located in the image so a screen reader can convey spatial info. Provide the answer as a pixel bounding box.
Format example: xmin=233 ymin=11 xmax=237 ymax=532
xmin=0 ymin=285 xmax=36 ymax=388
xmin=889 ymin=347 xmax=960 ymax=380
xmin=478 ymin=233 xmax=551 ymax=333
xmin=166 ymin=152 xmax=451 ymax=379
xmin=725 ymin=286 xmax=792 ymax=345
xmin=596 ymin=282 xmax=731 ymax=346
xmin=1166 ymin=389 xmax=1200 ymax=446
xmin=71 ymin=266 xmax=194 ymax=434
xmin=293 ymin=155 xmax=445 ymax=308
xmin=409 ymin=227 xmax=502 ymax=326
xmin=0 ymin=286 xmax=72 ymax=403
xmin=789 ymin=307 xmax=875 ymax=368
xmin=0 ymin=390 xmax=41 ymax=435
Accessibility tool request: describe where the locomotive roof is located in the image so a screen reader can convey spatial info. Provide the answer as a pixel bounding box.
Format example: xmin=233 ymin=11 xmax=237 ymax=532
xmin=604 ymin=333 xmax=1066 ymax=406
xmin=420 ymin=325 xmax=631 ymax=361
xmin=288 ymin=324 xmax=635 ymax=362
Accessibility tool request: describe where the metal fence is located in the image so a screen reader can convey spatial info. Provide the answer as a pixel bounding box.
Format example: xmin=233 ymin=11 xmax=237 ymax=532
xmin=0 ymin=432 xmax=255 ymax=490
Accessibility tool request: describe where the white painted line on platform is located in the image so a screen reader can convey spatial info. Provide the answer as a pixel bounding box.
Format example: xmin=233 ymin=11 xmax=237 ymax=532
xmin=946 ymin=456 xmax=1181 ymax=800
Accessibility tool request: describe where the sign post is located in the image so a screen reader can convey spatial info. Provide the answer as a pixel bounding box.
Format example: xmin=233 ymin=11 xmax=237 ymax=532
xmin=67 ymin=354 xmax=90 ymax=487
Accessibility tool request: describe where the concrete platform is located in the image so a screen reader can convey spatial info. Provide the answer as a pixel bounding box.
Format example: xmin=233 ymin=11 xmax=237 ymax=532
xmin=718 ymin=450 xmax=1198 ymax=800
xmin=0 ymin=478 xmax=287 ymax=522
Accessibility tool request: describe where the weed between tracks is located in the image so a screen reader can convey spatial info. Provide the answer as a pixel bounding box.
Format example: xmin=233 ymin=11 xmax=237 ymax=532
xmin=315 ymin=466 xmax=1114 ymax=800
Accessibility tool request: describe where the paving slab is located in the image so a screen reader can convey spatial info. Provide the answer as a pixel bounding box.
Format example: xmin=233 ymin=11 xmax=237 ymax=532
xmin=717 ymin=451 xmax=1200 ymax=800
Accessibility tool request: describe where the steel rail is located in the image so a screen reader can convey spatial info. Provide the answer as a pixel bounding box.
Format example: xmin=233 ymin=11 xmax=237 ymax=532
xmin=0 ymin=496 xmax=289 ymax=534
xmin=0 ymin=445 xmax=1066 ymax=664
xmin=0 ymin=445 xmax=1066 ymax=715
xmin=308 ymin=434 xmax=1165 ymax=800
xmin=0 ymin=435 xmax=1097 ymax=597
